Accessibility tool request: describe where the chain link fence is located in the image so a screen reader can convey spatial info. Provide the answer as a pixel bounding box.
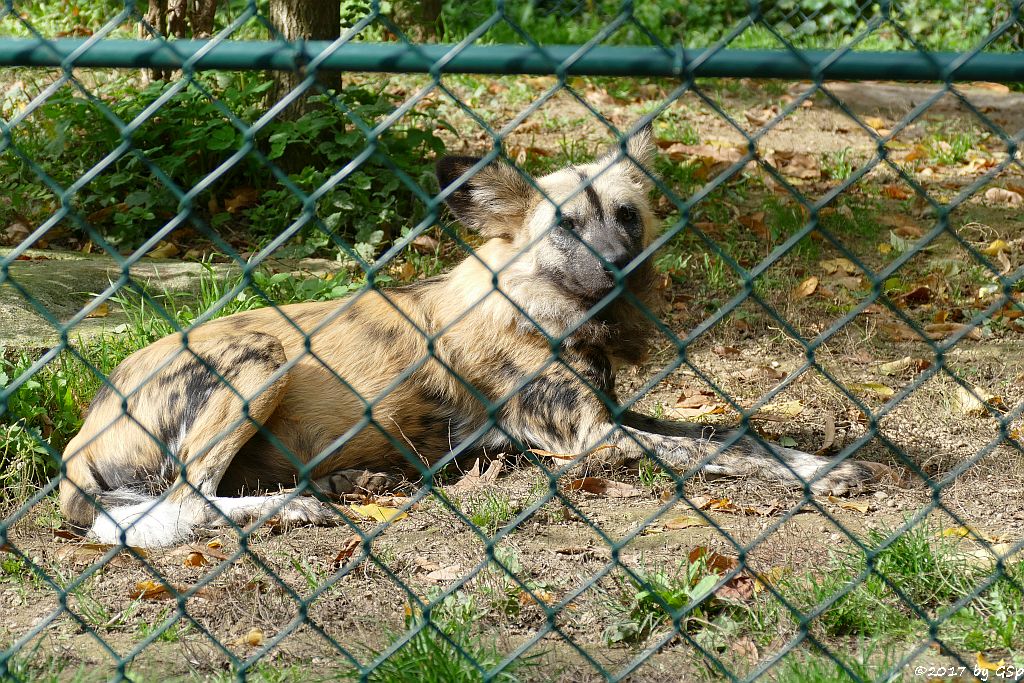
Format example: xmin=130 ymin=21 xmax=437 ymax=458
xmin=2 ymin=1 xmax=1024 ymax=680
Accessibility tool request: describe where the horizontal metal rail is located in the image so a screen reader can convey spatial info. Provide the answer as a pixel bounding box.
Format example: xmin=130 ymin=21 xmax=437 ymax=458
xmin=0 ymin=39 xmax=1022 ymax=81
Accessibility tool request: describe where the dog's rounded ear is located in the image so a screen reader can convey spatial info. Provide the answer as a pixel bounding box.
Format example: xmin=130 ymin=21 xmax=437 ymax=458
xmin=601 ymin=122 xmax=657 ymax=190
xmin=436 ymin=156 xmax=535 ymax=238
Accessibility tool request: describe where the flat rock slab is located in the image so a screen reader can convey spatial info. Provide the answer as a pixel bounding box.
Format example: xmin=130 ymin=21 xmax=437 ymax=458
xmin=0 ymin=249 xmax=242 ymax=352
xmin=1 ymin=249 xmax=346 ymax=352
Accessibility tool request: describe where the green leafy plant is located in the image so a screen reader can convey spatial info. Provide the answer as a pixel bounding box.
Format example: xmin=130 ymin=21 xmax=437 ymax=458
xmin=926 ymin=131 xmax=976 ymax=166
xmin=822 ymin=148 xmax=854 ymax=181
xmin=605 ymin=555 xmax=722 ymax=645
xmin=2 ymin=75 xmax=446 ymax=257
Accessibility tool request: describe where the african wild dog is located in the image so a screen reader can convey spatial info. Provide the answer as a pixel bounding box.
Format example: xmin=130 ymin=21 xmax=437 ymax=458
xmin=60 ymin=124 xmax=889 ymax=547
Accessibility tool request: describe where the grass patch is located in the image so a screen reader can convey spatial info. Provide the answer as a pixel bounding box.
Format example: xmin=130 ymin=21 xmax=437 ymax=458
xmin=926 ymin=131 xmax=977 ymax=167
xmin=786 ymin=523 xmax=995 ymax=639
xmin=460 ymin=490 xmax=525 ymax=537
xmin=347 ymin=592 xmax=536 ymax=683
xmin=768 ymin=644 xmax=901 ymax=683
xmin=821 ymin=148 xmax=855 ymax=182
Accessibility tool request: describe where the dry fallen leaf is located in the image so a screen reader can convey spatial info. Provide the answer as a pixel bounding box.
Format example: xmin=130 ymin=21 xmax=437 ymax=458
xmin=348 ymin=503 xmax=407 ymax=523
xmin=955 ymin=385 xmax=1002 ymax=416
xmin=52 ymin=528 xmax=84 ymax=541
xmin=744 ymin=106 xmax=778 ymax=127
xmin=717 ymin=574 xmax=756 ymax=602
xmin=447 ymin=457 xmax=504 ymax=494
xmin=817 ymin=413 xmax=836 ymax=454
xmin=664 ymin=142 xmax=744 ymax=166
xmin=997 ymin=249 xmax=1012 ymax=275
xmin=819 ymin=257 xmax=857 ymax=275
xmin=882 ymin=184 xmax=912 ymax=200
xmin=848 ymin=382 xmax=895 ymax=399
xmin=753 ymin=566 xmax=791 ymax=594
xmin=881 ymin=322 xmax=920 ymax=342
xmin=753 ymin=400 xmax=804 ymax=420
xmin=826 ymin=496 xmax=870 ymax=513
xmin=519 ymin=588 xmax=555 ymax=607
xmin=962 ymin=156 xmax=996 ymax=174
xmin=688 ymin=546 xmax=737 ymax=573
xmin=982 ymin=239 xmax=1010 ymax=256
xmin=224 ymin=186 xmax=260 ymax=213
xmin=668 ymin=403 xmax=725 ymax=419
xmin=527 ymin=443 xmax=615 ymax=462
xmin=526 ymin=447 xmax=575 ymax=462
xmin=183 ymin=551 xmax=208 ymax=568
xmin=793 ymin=276 xmax=819 ymax=299
xmin=411 ymin=235 xmax=439 ymax=253
xmin=976 ymin=652 xmax=1005 ymax=672
xmin=145 ymin=241 xmax=179 ymax=259
xmin=668 ymin=388 xmax=726 ymax=419
xmin=84 ymin=301 xmax=110 ymax=319
xmin=970 ymin=81 xmax=1011 ymax=93
xmin=877 ymin=356 xmax=931 ymax=376
xmin=899 ymin=285 xmax=932 ymax=306
xmin=959 ymin=543 xmax=1017 ymax=569
xmin=769 ymin=150 xmax=820 ymax=180
xmin=729 ymin=365 xmax=785 ymax=382
xmin=332 ymin=534 xmax=362 ymax=569
xmin=924 ymin=322 xmax=982 ymax=341
xmin=567 ymin=477 xmax=642 ymax=498
xmin=713 ymin=345 xmax=741 ymax=358
xmin=5 ymin=216 xmax=31 ymax=243
xmin=130 ymin=580 xmax=172 ymax=600
xmin=823 ymin=274 xmax=863 ymax=291
xmin=664 ymin=515 xmax=710 ymax=530
xmin=738 ymin=212 xmax=769 ymax=240
xmin=425 ymin=565 xmax=463 ymax=582
xmin=941 ymin=526 xmax=973 ymax=538
xmin=864 ymin=115 xmax=887 ymax=131
xmin=691 ymin=497 xmax=738 ymax=513
xmin=232 ymin=627 xmax=264 ymax=647
xmin=893 ymin=224 xmax=924 ymax=238
xmin=984 ymin=187 xmax=1023 ymax=206
xmin=413 ymin=556 xmax=441 ymax=573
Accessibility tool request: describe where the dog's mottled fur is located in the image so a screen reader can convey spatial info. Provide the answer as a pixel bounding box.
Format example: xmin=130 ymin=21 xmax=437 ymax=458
xmin=60 ymin=125 xmax=887 ymax=546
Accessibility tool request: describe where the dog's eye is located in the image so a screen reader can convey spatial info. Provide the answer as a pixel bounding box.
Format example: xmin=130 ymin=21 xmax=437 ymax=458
xmin=616 ymin=204 xmax=639 ymax=226
xmin=558 ymin=215 xmax=577 ymax=231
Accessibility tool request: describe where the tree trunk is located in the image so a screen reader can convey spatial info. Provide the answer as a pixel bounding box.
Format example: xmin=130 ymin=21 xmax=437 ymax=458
xmin=268 ymin=0 xmax=342 ymax=121
xmin=140 ymin=0 xmax=219 ymax=81
xmin=390 ymin=0 xmax=442 ymax=41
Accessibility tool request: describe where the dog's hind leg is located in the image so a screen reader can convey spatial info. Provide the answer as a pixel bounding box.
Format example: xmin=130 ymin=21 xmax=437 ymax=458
xmin=89 ymin=332 xmax=300 ymax=546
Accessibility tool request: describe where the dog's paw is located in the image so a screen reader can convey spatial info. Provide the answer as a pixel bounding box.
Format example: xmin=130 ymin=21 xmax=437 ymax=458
xmin=273 ymin=496 xmax=340 ymax=527
xmin=313 ymin=469 xmax=399 ymax=497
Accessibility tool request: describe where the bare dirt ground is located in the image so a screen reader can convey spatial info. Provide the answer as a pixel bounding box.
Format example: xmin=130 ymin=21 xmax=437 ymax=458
xmin=3 ymin=76 xmax=1024 ymax=680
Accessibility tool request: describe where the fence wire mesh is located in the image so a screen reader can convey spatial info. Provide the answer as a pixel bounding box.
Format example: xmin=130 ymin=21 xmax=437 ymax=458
xmin=1 ymin=1 xmax=1024 ymax=681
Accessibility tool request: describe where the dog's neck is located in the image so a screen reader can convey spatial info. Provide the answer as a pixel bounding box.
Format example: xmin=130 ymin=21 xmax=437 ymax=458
xmin=429 ymin=239 xmax=657 ymax=367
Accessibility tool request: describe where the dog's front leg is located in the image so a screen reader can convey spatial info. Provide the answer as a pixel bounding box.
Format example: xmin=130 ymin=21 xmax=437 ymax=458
xmin=603 ymin=411 xmax=889 ymax=495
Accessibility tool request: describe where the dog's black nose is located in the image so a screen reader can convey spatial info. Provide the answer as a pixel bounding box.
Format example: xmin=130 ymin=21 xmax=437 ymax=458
xmin=602 ymin=250 xmax=632 ymax=274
